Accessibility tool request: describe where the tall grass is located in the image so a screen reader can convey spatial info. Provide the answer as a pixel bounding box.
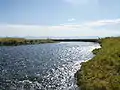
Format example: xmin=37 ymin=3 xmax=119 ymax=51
xmin=75 ymin=37 xmax=120 ymax=90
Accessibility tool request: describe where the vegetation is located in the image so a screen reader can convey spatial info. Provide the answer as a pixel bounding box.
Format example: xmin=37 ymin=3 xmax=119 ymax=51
xmin=75 ymin=37 xmax=120 ymax=90
xmin=0 ymin=38 xmax=56 ymax=46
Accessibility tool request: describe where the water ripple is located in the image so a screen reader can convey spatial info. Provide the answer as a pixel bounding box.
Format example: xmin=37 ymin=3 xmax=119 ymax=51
xmin=0 ymin=42 xmax=100 ymax=90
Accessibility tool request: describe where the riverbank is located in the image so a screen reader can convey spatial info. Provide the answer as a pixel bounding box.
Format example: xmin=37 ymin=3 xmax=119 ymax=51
xmin=0 ymin=38 xmax=56 ymax=46
xmin=75 ymin=37 xmax=120 ymax=90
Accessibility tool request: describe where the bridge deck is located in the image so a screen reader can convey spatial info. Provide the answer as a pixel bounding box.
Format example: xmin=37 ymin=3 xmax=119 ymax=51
xmin=52 ymin=39 xmax=99 ymax=42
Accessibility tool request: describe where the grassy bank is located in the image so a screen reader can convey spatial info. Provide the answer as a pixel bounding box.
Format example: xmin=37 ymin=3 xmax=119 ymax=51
xmin=0 ymin=38 xmax=56 ymax=46
xmin=75 ymin=37 xmax=120 ymax=90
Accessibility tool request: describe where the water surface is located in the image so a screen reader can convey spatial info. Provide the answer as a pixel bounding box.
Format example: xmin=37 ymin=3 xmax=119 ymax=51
xmin=0 ymin=42 xmax=100 ymax=90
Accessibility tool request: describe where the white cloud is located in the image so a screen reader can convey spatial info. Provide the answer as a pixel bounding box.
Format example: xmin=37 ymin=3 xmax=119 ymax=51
xmin=0 ymin=18 xmax=120 ymax=37
xmin=63 ymin=0 xmax=98 ymax=5
xmin=64 ymin=0 xmax=89 ymax=5
xmin=85 ymin=19 xmax=120 ymax=27
xmin=68 ymin=18 xmax=76 ymax=22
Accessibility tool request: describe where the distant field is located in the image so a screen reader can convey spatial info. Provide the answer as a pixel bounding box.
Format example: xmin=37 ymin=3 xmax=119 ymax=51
xmin=0 ymin=38 xmax=55 ymax=46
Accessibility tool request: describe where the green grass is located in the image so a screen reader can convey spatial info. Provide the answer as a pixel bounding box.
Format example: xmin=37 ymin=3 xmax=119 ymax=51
xmin=75 ymin=37 xmax=120 ymax=90
xmin=0 ymin=38 xmax=56 ymax=46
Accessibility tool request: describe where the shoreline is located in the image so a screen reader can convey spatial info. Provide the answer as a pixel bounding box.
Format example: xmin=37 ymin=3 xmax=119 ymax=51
xmin=0 ymin=38 xmax=57 ymax=46
xmin=0 ymin=38 xmax=100 ymax=46
xmin=75 ymin=37 xmax=120 ymax=90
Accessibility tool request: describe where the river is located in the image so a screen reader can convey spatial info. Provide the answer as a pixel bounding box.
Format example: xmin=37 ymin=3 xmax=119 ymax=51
xmin=0 ymin=42 xmax=100 ymax=90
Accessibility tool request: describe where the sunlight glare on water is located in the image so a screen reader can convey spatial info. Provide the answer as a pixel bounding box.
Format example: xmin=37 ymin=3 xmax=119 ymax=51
xmin=0 ymin=42 xmax=100 ymax=90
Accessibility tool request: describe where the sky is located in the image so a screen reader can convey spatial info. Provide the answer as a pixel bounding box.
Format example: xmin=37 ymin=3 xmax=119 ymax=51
xmin=0 ymin=0 xmax=120 ymax=38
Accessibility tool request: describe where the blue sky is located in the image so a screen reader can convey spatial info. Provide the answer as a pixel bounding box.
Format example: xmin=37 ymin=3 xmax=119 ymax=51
xmin=0 ymin=0 xmax=120 ymax=37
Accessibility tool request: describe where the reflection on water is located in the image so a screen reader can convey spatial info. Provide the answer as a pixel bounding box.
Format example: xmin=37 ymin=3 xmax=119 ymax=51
xmin=0 ymin=42 xmax=100 ymax=90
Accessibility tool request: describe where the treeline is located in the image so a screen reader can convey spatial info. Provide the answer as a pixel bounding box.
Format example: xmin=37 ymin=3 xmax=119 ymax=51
xmin=75 ymin=37 xmax=120 ymax=90
xmin=0 ymin=38 xmax=56 ymax=46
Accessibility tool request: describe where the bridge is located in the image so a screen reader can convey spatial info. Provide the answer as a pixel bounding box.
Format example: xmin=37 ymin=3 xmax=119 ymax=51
xmin=52 ymin=39 xmax=99 ymax=42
